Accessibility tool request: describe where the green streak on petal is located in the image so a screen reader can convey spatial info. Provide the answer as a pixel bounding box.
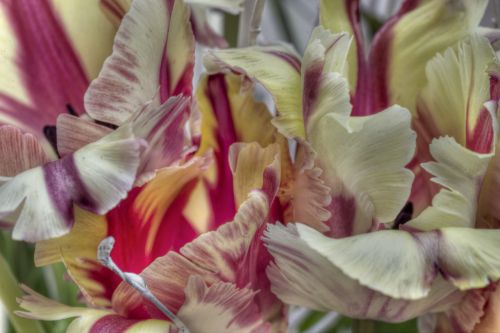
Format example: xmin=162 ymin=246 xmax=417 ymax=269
xmin=224 ymin=13 xmax=239 ymax=47
xmin=0 ymin=252 xmax=45 ymax=333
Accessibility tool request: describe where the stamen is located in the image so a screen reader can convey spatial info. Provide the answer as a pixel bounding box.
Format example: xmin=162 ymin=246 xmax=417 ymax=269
xmin=97 ymin=237 xmax=189 ymax=332
xmin=392 ymin=202 xmax=413 ymax=229
xmin=43 ymin=125 xmax=60 ymax=157
xmin=65 ymin=104 xmax=77 ymax=116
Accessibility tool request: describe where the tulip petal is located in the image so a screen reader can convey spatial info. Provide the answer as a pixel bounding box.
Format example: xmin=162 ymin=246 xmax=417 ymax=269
xmin=319 ymin=0 xmax=365 ymax=102
xmin=85 ymin=0 xmax=194 ymax=125
xmin=229 ymin=142 xmax=281 ymax=207
xmin=56 ymin=114 xmax=112 ymax=157
xmin=0 ymin=128 xmax=142 ymax=242
xmin=50 ymin=0 xmax=117 ymax=80
xmin=265 ymin=223 xmax=463 ymax=322
xmin=35 ymin=156 xmax=209 ymax=307
xmin=177 ymin=276 xmax=265 ymax=333
xmin=280 ymin=139 xmax=332 ymax=232
xmin=0 ymin=0 xmax=90 ymax=140
xmin=113 ymin=189 xmax=277 ymax=320
xmin=99 ymin=0 xmax=132 ymax=27
xmin=35 ymin=207 xmax=110 ymax=307
xmin=1 ymin=96 xmax=188 ymax=242
xmin=370 ymin=0 xmax=488 ymax=114
xmin=204 ymin=46 xmax=303 ymax=138
xmin=302 ymin=29 xmax=352 ymax=131
xmin=17 ymin=285 xmax=173 ymax=333
xmin=407 ymin=136 xmax=491 ymax=231
xmin=294 ymin=223 xmax=500 ymax=299
xmin=415 ymin=35 xmax=498 ymax=154
xmin=0 ymin=126 xmax=50 ymax=177
xmin=190 ymin=6 xmax=228 ymax=48
xmin=195 ymin=73 xmax=283 ymax=230
xmin=311 ymin=106 xmax=416 ymax=236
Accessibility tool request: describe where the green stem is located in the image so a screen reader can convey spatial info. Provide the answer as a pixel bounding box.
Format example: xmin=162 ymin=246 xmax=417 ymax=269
xmin=0 ymin=253 xmax=45 ymax=333
xmin=352 ymin=319 xmax=376 ymax=333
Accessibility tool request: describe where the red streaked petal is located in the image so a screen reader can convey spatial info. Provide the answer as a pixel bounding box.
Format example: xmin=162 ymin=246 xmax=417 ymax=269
xmin=195 ymin=74 xmax=282 ymax=230
xmin=319 ymin=0 xmax=368 ymax=114
xmin=0 ymin=0 xmax=89 ymax=139
xmin=56 ymin=114 xmax=112 ymax=157
xmin=0 ymin=125 xmax=50 ymax=176
xmin=368 ymin=0 xmax=487 ymax=115
xmin=85 ymin=0 xmax=194 ymax=126
xmin=113 ymin=189 xmax=281 ymax=323
xmin=177 ymin=276 xmax=266 ymax=333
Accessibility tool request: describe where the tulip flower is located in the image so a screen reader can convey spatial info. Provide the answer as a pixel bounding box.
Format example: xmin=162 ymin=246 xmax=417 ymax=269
xmin=203 ymin=0 xmax=500 ymax=331
xmin=3 ymin=0 xmax=288 ymax=331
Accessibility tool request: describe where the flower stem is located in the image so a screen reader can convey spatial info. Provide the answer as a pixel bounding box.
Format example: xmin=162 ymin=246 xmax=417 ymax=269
xmin=352 ymin=319 xmax=376 ymax=333
xmin=237 ymin=0 xmax=266 ymax=46
xmin=0 ymin=252 xmax=45 ymax=333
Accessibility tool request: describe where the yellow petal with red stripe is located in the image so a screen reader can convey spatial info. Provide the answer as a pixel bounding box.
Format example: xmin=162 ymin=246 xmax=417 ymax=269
xmin=35 ymin=207 xmax=109 ymax=307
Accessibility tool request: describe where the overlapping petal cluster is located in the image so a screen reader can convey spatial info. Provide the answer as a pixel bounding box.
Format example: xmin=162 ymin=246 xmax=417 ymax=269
xmin=0 ymin=0 xmax=500 ymax=332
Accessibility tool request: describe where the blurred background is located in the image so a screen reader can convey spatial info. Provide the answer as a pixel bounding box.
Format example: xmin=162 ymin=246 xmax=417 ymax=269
xmin=1 ymin=0 xmax=500 ymax=332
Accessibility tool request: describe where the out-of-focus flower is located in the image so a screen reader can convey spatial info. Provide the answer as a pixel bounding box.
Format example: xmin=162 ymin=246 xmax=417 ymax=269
xmin=204 ymin=0 xmax=500 ymax=331
xmin=4 ymin=0 xmax=289 ymax=331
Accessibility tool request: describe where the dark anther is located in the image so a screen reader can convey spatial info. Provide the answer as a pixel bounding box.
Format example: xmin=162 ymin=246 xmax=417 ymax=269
xmin=393 ymin=202 xmax=413 ymax=229
xmin=66 ymin=104 xmax=77 ymax=116
xmin=95 ymin=119 xmax=118 ymax=130
xmin=43 ymin=125 xmax=60 ymax=158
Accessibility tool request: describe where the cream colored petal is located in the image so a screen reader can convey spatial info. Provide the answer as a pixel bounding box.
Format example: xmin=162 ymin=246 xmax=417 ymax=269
xmin=320 ymin=0 xmax=364 ymax=94
xmin=380 ymin=0 xmax=488 ymax=115
xmin=204 ymin=46 xmax=304 ymax=138
xmin=407 ymin=136 xmax=492 ymax=231
xmin=264 ymin=223 xmax=463 ymax=321
xmin=311 ymin=106 xmax=416 ymax=234
xmin=416 ymin=35 xmax=497 ymax=150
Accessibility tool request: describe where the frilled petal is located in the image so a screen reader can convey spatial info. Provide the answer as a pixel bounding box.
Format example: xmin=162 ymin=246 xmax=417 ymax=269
xmin=17 ymin=285 xmax=173 ymax=333
xmin=35 ymin=156 xmax=210 ymax=307
xmin=310 ymin=104 xmax=416 ymax=236
xmin=407 ymin=136 xmax=492 ymax=231
xmin=369 ymin=0 xmax=488 ymax=114
xmin=293 ymin=224 xmax=500 ymax=299
xmin=0 ymin=128 xmax=142 ymax=242
xmin=85 ymin=0 xmax=194 ymax=126
xmin=204 ymin=46 xmax=303 ymax=138
xmin=0 ymin=96 xmax=188 ymax=242
xmin=177 ymin=276 xmax=266 ymax=333
xmin=279 ymin=139 xmax=332 ymax=232
xmin=415 ymin=35 xmax=498 ymax=154
xmin=265 ymin=223 xmax=464 ymax=322
xmin=0 ymin=126 xmax=50 ymax=177
xmin=471 ymin=285 xmax=500 ymax=332
xmin=113 ymin=169 xmax=280 ymax=322
xmin=61 ymin=96 xmax=190 ymax=179
xmin=319 ymin=0 xmax=366 ymax=104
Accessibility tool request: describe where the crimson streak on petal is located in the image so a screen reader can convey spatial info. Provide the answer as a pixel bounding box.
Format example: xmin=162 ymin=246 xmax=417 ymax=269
xmin=0 ymin=0 xmax=88 ymax=137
